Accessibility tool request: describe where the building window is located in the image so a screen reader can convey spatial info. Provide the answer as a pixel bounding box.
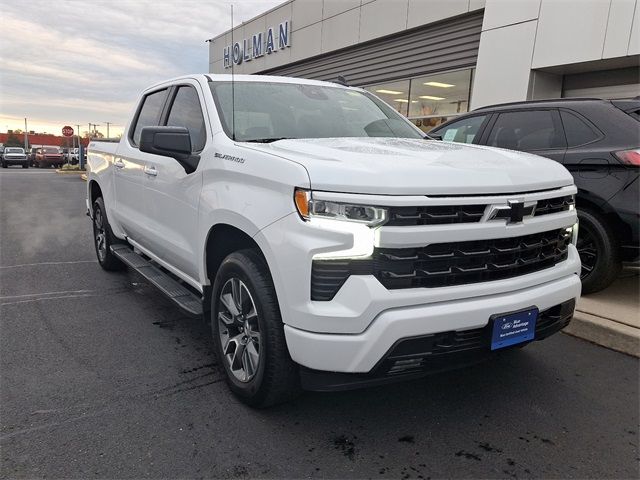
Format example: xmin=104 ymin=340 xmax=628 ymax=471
xmin=364 ymin=80 xmax=410 ymax=116
xmin=408 ymin=69 xmax=474 ymax=132
xmin=364 ymin=69 xmax=474 ymax=133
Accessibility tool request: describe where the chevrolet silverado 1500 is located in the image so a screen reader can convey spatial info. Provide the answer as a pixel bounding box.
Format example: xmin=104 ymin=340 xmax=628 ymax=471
xmin=87 ymin=74 xmax=581 ymax=407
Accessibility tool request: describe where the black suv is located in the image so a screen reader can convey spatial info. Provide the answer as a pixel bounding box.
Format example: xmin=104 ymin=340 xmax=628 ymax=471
xmin=430 ymin=98 xmax=639 ymax=294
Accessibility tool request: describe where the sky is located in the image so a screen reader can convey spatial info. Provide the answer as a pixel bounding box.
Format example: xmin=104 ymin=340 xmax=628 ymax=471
xmin=0 ymin=0 xmax=282 ymax=138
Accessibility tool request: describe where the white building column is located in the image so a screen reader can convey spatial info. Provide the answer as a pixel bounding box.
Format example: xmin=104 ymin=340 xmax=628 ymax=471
xmin=470 ymin=0 xmax=542 ymax=109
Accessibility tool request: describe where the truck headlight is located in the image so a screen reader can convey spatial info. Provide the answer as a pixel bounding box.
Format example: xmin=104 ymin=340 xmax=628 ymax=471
xmin=294 ymin=188 xmax=386 ymax=259
xmin=294 ymin=188 xmax=387 ymax=227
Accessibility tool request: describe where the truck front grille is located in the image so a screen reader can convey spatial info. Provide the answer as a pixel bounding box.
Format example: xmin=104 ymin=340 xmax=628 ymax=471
xmin=311 ymin=228 xmax=571 ymax=300
xmin=533 ymin=195 xmax=575 ymax=216
xmin=385 ymin=194 xmax=574 ymax=226
xmin=376 ymin=228 xmax=570 ymax=289
xmin=386 ymin=204 xmax=486 ymax=226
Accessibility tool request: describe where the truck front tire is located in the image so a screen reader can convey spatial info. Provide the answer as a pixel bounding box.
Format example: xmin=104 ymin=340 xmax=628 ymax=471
xmin=211 ymin=249 xmax=300 ymax=407
xmin=92 ymin=197 xmax=126 ymax=271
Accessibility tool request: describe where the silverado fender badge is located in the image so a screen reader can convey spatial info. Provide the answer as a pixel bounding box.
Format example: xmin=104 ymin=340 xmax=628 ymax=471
xmin=215 ymin=152 xmax=245 ymax=164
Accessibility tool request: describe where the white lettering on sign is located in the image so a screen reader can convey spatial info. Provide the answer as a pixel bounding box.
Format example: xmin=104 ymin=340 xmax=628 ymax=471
xmin=223 ymin=20 xmax=290 ymax=68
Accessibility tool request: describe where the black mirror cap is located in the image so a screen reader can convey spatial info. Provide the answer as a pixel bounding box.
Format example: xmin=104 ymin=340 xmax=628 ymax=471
xmin=139 ymin=126 xmax=192 ymax=161
xmin=426 ymin=133 xmax=443 ymax=141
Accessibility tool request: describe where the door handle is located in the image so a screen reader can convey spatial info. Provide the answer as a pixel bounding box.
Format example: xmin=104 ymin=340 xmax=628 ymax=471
xmin=144 ymin=165 xmax=158 ymax=176
xmin=114 ymin=159 xmax=125 ymax=169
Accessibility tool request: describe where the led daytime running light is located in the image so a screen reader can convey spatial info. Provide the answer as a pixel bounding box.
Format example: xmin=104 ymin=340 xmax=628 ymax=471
xmin=294 ymin=188 xmax=388 ymax=227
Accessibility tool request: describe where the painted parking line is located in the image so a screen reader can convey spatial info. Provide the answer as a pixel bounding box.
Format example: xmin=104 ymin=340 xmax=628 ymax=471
xmin=0 ymin=260 xmax=97 ymax=269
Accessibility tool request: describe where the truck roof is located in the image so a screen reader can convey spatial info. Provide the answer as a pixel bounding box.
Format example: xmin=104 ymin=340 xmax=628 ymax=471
xmin=145 ymin=74 xmax=359 ymax=92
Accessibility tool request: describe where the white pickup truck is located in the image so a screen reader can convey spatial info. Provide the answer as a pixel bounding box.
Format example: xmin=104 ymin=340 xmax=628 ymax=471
xmin=87 ymin=74 xmax=581 ymax=406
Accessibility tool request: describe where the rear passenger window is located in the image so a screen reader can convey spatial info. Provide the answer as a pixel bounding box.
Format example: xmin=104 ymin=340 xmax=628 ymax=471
xmin=166 ymin=86 xmax=206 ymax=152
xmin=488 ymin=110 xmax=565 ymax=151
xmin=131 ymin=89 xmax=168 ymax=146
xmin=560 ymin=111 xmax=600 ymax=147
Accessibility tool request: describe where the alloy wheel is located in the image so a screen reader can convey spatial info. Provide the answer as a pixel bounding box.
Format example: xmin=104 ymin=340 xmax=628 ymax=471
xmin=217 ymin=278 xmax=261 ymax=383
xmin=93 ymin=207 xmax=107 ymax=262
xmin=576 ymin=225 xmax=597 ymax=280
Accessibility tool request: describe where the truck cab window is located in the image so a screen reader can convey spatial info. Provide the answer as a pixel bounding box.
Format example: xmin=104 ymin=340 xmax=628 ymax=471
xmin=209 ymin=81 xmax=423 ymax=142
xmin=166 ymin=86 xmax=206 ymax=152
xmin=132 ymin=89 xmax=168 ymax=145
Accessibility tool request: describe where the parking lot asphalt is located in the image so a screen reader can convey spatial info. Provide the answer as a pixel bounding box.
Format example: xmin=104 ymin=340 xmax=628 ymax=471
xmin=1 ymin=168 xmax=638 ymax=479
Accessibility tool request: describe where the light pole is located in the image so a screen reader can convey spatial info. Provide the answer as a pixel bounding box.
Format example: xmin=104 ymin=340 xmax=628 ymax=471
xmin=76 ymin=124 xmax=83 ymax=169
xmin=24 ymin=118 xmax=28 ymax=150
xmin=104 ymin=122 xmax=112 ymax=138
xmin=89 ymin=123 xmax=101 ymax=138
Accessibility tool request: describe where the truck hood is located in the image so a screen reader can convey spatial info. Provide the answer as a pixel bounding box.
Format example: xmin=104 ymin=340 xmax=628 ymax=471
xmin=243 ymin=137 xmax=573 ymax=195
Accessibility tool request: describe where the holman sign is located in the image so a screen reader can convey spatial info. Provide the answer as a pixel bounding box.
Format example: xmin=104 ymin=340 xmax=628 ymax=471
xmin=223 ymin=20 xmax=291 ymax=68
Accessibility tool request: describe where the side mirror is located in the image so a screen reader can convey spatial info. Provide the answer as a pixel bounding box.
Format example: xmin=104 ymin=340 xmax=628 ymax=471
xmin=426 ymin=133 xmax=443 ymax=141
xmin=139 ymin=126 xmax=200 ymax=173
xmin=139 ymin=126 xmax=192 ymax=161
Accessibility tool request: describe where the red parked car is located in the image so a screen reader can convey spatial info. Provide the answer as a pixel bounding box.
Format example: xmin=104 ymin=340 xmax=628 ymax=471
xmin=34 ymin=146 xmax=63 ymax=168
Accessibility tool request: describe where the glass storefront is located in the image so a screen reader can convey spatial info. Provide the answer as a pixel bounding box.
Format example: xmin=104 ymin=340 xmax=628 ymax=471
xmin=364 ymin=69 xmax=474 ymax=133
xmin=365 ymin=80 xmax=411 ymax=116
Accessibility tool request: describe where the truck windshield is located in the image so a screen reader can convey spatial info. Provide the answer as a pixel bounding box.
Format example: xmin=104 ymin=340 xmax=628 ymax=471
xmin=209 ymin=81 xmax=423 ymax=142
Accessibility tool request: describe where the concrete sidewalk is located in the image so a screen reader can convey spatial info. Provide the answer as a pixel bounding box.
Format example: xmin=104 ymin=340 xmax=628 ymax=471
xmin=564 ymin=269 xmax=640 ymax=357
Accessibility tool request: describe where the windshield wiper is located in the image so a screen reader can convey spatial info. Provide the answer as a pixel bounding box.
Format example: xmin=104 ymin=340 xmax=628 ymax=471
xmin=244 ymin=137 xmax=294 ymax=143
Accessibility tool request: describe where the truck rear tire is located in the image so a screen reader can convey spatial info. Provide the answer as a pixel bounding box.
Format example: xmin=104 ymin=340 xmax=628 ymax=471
xmin=211 ymin=249 xmax=300 ymax=407
xmin=92 ymin=197 xmax=126 ymax=271
xmin=577 ymin=208 xmax=621 ymax=294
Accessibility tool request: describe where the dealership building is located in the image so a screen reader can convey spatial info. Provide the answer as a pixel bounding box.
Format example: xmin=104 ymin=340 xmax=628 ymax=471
xmin=209 ymin=0 xmax=639 ymax=132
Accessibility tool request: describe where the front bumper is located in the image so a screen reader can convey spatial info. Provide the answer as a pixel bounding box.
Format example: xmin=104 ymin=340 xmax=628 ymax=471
xmin=284 ymin=271 xmax=580 ymax=373
xmin=300 ymin=298 xmax=575 ymax=391
xmin=3 ymin=158 xmax=28 ymax=165
xmin=36 ymin=157 xmax=62 ymax=165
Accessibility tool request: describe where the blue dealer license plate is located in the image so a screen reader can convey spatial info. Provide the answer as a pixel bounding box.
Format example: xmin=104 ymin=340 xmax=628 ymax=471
xmin=490 ymin=307 xmax=538 ymax=351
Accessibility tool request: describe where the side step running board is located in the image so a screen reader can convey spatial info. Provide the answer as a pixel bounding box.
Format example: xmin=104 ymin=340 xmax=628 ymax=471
xmin=111 ymin=244 xmax=203 ymax=317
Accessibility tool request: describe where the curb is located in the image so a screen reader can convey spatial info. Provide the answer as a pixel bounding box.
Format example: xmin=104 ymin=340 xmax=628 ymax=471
xmin=564 ymin=311 xmax=640 ymax=357
xmin=55 ymin=169 xmax=86 ymax=175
